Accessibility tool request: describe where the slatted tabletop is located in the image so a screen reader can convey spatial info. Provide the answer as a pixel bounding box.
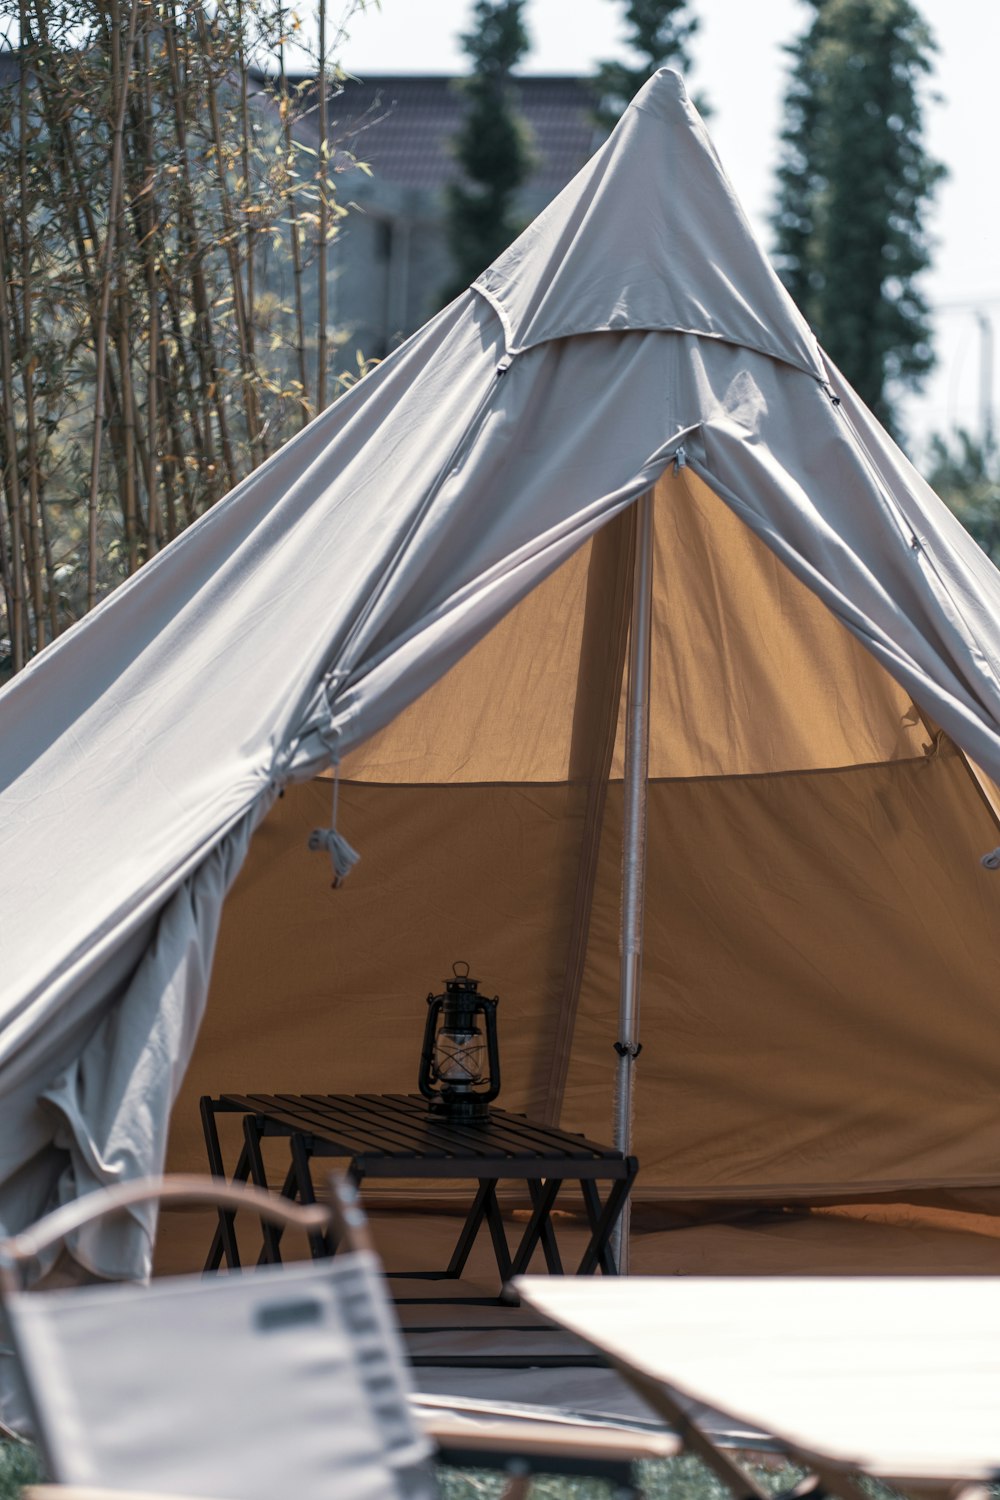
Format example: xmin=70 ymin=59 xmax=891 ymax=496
xmin=214 ymin=1093 xmax=632 ymax=1177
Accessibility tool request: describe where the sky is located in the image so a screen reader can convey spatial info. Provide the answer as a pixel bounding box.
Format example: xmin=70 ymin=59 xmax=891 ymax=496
xmin=327 ymin=0 xmax=1000 ymax=458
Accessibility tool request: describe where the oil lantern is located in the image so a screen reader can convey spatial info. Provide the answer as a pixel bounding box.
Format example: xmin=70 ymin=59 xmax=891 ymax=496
xmin=418 ymin=962 xmax=500 ymax=1123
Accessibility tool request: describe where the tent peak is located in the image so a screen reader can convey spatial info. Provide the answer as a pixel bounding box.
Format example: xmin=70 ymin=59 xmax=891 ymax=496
xmin=474 ymin=68 xmax=825 ymax=380
xmin=627 ymin=65 xmax=688 ymax=114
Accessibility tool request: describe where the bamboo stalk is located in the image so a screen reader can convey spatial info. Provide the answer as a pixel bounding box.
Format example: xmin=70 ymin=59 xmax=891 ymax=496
xmin=142 ymin=20 xmax=160 ymax=560
xmin=110 ymin=14 xmax=141 ymax=569
xmin=163 ymin=2 xmax=237 ymax=493
xmin=0 ymin=448 xmax=14 ymax=670
xmin=0 ymin=210 xmax=26 ymax=671
xmin=37 ymin=457 xmax=57 ymax=639
xmin=27 ymin=24 xmax=139 ymax=611
xmin=115 ymin=302 xmax=141 ymax=562
xmin=235 ymin=0 xmax=264 ymax=456
xmin=0 ymin=50 xmax=19 ymax=663
xmin=236 ymin=0 xmax=254 ymax=354
xmin=278 ymin=0 xmax=310 ymax=423
xmin=316 ymin=0 xmax=328 ymax=411
xmin=157 ymin=341 xmax=178 ymax=540
xmin=160 ymin=269 xmax=214 ymax=496
xmin=103 ymin=0 xmax=155 ymax=538
xmin=162 ymin=343 xmax=197 ymax=527
xmin=197 ymin=2 xmax=263 ymax=468
xmin=17 ymin=0 xmax=46 ymax=647
xmin=85 ymin=0 xmax=142 ymax=611
xmin=1 ymin=6 xmax=56 ymax=637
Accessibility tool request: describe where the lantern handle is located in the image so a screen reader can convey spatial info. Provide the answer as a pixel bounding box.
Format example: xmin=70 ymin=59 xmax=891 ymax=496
xmin=483 ymin=993 xmax=501 ymax=1103
xmin=452 ymin=960 xmax=471 ymax=978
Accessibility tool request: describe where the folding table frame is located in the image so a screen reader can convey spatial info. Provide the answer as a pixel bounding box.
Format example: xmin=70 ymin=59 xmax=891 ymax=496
xmin=200 ymin=1092 xmax=638 ymax=1289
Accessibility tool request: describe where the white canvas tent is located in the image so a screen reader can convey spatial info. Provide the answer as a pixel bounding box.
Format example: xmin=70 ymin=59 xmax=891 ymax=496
xmin=4 ymin=69 xmax=1000 ymax=1306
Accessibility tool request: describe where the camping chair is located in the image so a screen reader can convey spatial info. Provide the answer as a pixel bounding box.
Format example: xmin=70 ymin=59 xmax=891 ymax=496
xmin=0 ymin=1176 xmax=678 ymax=1500
xmin=0 ymin=1176 xmax=433 ymax=1500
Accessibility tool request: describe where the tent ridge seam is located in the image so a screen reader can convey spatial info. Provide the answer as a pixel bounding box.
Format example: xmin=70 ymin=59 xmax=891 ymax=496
xmin=469 ymin=287 xmax=827 ymax=383
xmin=320 ymin=360 xmax=505 ymax=709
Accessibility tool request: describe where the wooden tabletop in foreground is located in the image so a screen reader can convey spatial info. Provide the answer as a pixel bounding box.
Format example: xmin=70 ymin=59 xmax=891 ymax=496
xmin=515 ymin=1275 xmax=1000 ymax=1483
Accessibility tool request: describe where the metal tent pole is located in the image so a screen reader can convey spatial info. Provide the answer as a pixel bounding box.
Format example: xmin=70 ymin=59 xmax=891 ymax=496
xmin=610 ymin=488 xmax=654 ymax=1275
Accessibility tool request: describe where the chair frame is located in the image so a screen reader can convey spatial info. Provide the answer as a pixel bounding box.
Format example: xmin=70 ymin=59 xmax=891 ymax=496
xmin=0 ymin=1175 xmax=677 ymax=1500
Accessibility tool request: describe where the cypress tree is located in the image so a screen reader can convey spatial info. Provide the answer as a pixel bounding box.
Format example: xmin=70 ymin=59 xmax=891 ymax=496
xmin=594 ymin=1 xmax=705 ymax=131
xmin=443 ymin=0 xmax=532 ymax=301
xmin=773 ymin=0 xmax=944 ymax=434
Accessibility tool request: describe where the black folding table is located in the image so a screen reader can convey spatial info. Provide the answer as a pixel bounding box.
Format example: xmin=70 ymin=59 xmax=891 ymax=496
xmin=200 ymin=1092 xmax=637 ymax=1286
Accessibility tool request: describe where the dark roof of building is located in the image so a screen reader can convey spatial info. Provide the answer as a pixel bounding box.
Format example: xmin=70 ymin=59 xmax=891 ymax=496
xmin=278 ymin=73 xmax=605 ymax=194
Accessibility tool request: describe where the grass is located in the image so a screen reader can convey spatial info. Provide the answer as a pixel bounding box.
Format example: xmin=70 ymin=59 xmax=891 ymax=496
xmin=436 ymin=1452 xmax=809 ymax=1500
xmin=439 ymin=1461 xmax=917 ymax=1500
xmin=0 ymin=1442 xmax=42 ymax=1498
xmin=0 ymin=1442 xmax=919 ymax=1499
xmin=0 ymin=1441 xmax=809 ymax=1500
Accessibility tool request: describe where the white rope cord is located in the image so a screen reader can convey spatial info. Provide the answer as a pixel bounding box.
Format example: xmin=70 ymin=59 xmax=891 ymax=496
xmin=308 ymin=760 xmax=361 ymax=887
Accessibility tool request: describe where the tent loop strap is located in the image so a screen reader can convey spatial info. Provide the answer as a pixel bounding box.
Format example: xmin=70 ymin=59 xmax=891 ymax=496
xmin=981 ymin=847 xmax=1000 ymax=870
xmin=672 ymin=445 xmax=687 ymax=472
xmin=308 ymin=758 xmax=361 ymax=888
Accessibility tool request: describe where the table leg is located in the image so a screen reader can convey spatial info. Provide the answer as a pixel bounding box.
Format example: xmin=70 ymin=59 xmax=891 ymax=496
xmin=577 ymin=1175 xmax=633 ymax=1275
xmin=254 ymin=1160 xmax=299 ymax=1267
xmin=510 ymin=1179 xmax=563 ymax=1276
xmin=483 ymin=1180 xmax=513 ymax=1284
xmin=289 ymin=1133 xmax=333 ymax=1259
xmin=242 ymin=1114 xmax=286 ymax=1265
xmin=623 ymin=1367 xmax=775 ymax=1500
xmin=444 ymin=1179 xmax=512 ymax=1285
xmin=203 ymin=1143 xmax=250 ymax=1272
xmin=445 ymin=1179 xmax=493 ymax=1277
xmin=200 ymin=1095 xmax=245 ymax=1272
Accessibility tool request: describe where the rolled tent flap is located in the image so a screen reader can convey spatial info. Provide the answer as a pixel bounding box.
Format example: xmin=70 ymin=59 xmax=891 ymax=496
xmin=41 ymin=797 xmax=270 ymax=1278
xmin=3 ymin=65 xmax=1000 ymax=1298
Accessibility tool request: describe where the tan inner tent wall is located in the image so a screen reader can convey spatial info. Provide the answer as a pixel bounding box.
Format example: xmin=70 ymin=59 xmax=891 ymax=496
xmin=167 ymin=468 xmax=1000 ymax=1228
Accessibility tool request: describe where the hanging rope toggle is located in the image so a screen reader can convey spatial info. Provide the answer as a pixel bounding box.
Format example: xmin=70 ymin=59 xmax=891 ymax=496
xmin=308 ymin=761 xmax=360 ymax=888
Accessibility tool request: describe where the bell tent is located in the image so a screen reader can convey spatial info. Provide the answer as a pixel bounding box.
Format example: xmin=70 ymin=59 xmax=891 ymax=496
xmin=3 ymin=71 xmax=1000 ymax=1292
